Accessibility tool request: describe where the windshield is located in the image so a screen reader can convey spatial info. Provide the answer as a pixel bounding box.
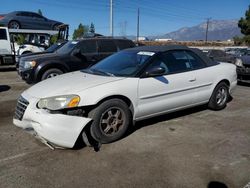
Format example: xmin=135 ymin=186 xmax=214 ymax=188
xmin=86 ymin=51 xmax=154 ymax=77
xmin=56 ymin=41 xmax=78 ymax=54
xmin=45 ymin=42 xmax=65 ymax=53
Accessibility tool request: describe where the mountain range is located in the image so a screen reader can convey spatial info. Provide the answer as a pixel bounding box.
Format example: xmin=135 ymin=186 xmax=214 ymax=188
xmin=154 ymin=20 xmax=242 ymax=41
xmin=136 ymin=19 xmax=242 ymax=41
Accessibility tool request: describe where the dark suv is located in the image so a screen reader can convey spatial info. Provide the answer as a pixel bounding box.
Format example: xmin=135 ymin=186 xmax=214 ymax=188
xmin=18 ymin=38 xmax=135 ymax=83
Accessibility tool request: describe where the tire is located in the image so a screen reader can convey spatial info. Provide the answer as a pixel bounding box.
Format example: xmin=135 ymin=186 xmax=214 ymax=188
xmin=88 ymin=99 xmax=131 ymax=144
xmin=8 ymin=21 xmax=20 ymax=29
xmin=208 ymin=82 xmax=229 ymax=110
xmin=41 ymin=68 xmax=63 ymax=80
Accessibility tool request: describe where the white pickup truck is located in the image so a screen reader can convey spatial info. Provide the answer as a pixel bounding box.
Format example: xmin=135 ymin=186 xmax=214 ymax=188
xmin=0 ymin=27 xmax=14 ymax=65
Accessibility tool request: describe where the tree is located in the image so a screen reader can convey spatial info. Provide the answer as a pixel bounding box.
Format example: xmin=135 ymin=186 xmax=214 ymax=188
xmin=50 ymin=34 xmax=58 ymax=45
xmin=16 ymin=34 xmax=25 ymax=45
xmin=238 ymin=5 xmax=250 ymax=45
xmin=72 ymin=23 xmax=89 ymax=40
xmin=89 ymin=22 xmax=95 ymax=33
xmin=38 ymin=9 xmax=43 ymax=16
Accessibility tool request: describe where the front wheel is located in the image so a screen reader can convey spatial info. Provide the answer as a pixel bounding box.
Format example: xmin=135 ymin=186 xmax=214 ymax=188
xmin=208 ymin=82 xmax=229 ymax=110
xmin=41 ymin=68 xmax=63 ymax=81
xmin=88 ymin=99 xmax=131 ymax=144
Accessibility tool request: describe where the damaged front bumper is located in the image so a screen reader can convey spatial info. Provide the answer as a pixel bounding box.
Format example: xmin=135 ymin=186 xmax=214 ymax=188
xmin=13 ymin=95 xmax=92 ymax=148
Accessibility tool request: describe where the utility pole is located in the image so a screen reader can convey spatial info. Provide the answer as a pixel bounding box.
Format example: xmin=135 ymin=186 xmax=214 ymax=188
xmin=110 ymin=0 xmax=114 ymax=36
xmin=205 ymin=18 xmax=211 ymax=43
xmin=137 ymin=8 xmax=140 ymax=42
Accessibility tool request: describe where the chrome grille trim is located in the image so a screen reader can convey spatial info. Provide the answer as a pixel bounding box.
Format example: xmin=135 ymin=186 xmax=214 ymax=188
xmin=14 ymin=96 xmax=29 ymax=120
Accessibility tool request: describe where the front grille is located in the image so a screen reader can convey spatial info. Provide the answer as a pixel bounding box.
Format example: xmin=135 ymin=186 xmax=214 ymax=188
xmin=243 ymin=64 xmax=250 ymax=68
xmin=19 ymin=60 xmax=24 ymax=71
xmin=14 ymin=96 xmax=29 ymax=120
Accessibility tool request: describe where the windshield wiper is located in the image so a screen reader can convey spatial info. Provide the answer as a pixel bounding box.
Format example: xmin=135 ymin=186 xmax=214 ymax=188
xmin=90 ymin=69 xmax=115 ymax=77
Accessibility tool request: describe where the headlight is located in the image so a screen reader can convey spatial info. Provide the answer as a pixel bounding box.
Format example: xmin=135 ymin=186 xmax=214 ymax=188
xmin=37 ymin=95 xmax=80 ymax=110
xmin=235 ymin=58 xmax=243 ymax=67
xmin=24 ymin=61 xmax=36 ymax=69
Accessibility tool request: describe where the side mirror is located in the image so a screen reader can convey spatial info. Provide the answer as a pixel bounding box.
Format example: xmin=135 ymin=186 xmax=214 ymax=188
xmin=144 ymin=66 xmax=165 ymax=77
xmin=209 ymin=56 xmax=214 ymax=61
xmin=72 ymin=49 xmax=81 ymax=56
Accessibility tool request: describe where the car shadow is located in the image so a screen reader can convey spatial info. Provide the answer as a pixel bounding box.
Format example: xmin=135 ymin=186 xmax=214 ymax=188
xmin=125 ymin=104 xmax=208 ymax=137
xmin=0 ymin=66 xmax=16 ymax=72
xmin=0 ymin=85 xmax=11 ymax=92
xmin=237 ymin=81 xmax=250 ymax=87
xmin=207 ymin=181 xmax=228 ymax=188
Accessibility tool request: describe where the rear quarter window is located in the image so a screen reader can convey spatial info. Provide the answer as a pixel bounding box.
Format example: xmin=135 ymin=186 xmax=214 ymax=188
xmin=0 ymin=29 xmax=7 ymax=40
xmin=115 ymin=40 xmax=135 ymax=50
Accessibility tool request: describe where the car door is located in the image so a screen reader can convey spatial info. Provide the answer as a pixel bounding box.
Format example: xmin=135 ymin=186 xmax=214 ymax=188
xmin=30 ymin=13 xmax=49 ymax=29
xmin=136 ymin=50 xmax=198 ymax=119
xmin=79 ymin=40 xmax=98 ymax=67
xmin=16 ymin=12 xmax=33 ymax=29
xmin=67 ymin=40 xmax=98 ymax=71
xmin=185 ymin=50 xmax=216 ymax=104
xmin=97 ymin=39 xmax=117 ymax=61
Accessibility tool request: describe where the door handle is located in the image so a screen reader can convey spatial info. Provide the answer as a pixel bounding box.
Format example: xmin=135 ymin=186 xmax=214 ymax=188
xmin=189 ymin=78 xmax=196 ymax=82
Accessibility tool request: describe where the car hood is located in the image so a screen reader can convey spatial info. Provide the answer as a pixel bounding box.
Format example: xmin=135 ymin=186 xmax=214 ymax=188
xmin=19 ymin=51 xmax=50 ymax=59
xmin=21 ymin=52 xmax=61 ymax=62
xmin=23 ymin=71 xmax=126 ymax=98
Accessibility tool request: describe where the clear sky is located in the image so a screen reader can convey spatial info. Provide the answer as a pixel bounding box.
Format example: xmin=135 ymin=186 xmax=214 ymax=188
xmin=1 ymin=0 xmax=249 ymax=37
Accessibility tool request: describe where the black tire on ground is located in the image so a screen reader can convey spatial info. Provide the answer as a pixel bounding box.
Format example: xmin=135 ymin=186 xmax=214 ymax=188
xmin=8 ymin=21 xmax=20 ymax=29
xmin=41 ymin=68 xmax=63 ymax=80
xmin=88 ymin=99 xmax=131 ymax=144
xmin=208 ymin=82 xmax=229 ymax=110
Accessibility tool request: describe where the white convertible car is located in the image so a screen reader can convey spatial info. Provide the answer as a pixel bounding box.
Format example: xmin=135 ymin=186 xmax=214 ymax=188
xmin=13 ymin=45 xmax=237 ymax=148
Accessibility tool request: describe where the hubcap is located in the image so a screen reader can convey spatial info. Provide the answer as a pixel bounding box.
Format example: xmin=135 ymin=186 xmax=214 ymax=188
xmin=47 ymin=73 xmax=59 ymax=78
xmin=9 ymin=22 xmax=19 ymax=29
xmin=216 ymin=87 xmax=227 ymax=106
xmin=100 ymin=107 xmax=124 ymax=136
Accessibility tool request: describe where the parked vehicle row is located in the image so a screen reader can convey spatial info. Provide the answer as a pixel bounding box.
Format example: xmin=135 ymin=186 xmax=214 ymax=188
xmin=13 ymin=45 xmax=237 ymax=148
xmin=202 ymin=49 xmax=236 ymax=64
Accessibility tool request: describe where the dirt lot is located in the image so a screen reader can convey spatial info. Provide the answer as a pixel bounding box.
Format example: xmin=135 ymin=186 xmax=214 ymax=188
xmin=0 ymin=68 xmax=250 ymax=188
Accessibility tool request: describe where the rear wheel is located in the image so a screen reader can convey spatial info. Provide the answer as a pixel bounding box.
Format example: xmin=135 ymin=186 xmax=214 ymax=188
xmin=208 ymin=82 xmax=229 ymax=110
xmin=8 ymin=21 xmax=20 ymax=29
xmin=41 ymin=68 xmax=63 ymax=80
xmin=88 ymin=99 xmax=131 ymax=143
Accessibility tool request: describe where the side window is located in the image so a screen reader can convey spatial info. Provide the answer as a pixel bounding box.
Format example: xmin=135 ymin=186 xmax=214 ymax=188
xmin=185 ymin=51 xmax=206 ymax=69
xmin=20 ymin=12 xmax=32 ymax=17
xmin=98 ymin=40 xmax=117 ymax=53
xmin=115 ymin=40 xmax=135 ymax=50
xmin=32 ymin=13 xmax=43 ymax=19
xmin=146 ymin=57 xmax=170 ymax=75
xmin=0 ymin=29 xmax=7 ymax=40
xmin=78 ymin=40 xmax=97 ymax=53
xmin=161 ymin=51 xmax=192 ymax=73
